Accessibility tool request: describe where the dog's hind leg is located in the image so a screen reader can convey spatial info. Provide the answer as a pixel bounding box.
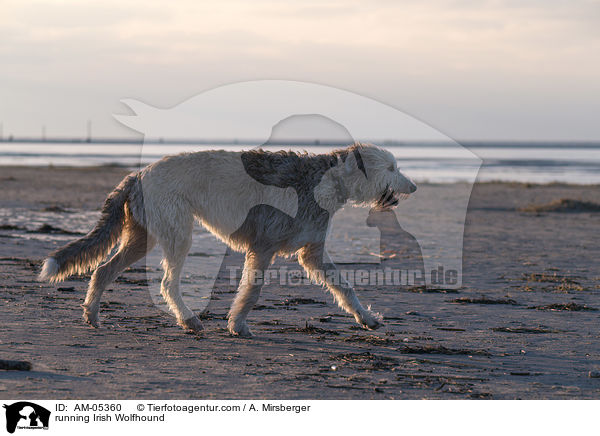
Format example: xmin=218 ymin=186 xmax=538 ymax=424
xmin=158 ymin=223 xmax=204 ymax=333
xmin=227 ymin=250 xmax=274 ymax=337
xmin=82 ymin=218 xmax=156 ymax=327
xmin=298 ymin=243 xmax=383 ymax=330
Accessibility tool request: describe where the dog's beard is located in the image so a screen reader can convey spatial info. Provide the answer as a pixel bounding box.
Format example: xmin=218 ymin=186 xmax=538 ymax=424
xmin=374 ymin=185 xmax=408 ymax=210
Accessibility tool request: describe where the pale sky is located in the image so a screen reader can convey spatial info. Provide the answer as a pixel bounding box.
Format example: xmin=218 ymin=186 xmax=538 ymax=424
xmin=1 ymin=0 xmax=599 ymax=141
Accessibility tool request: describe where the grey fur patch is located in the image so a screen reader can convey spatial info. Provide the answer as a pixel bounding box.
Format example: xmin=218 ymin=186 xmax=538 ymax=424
xmin=236 ymin=144 xmax=374 ymax=255
xmin=239 ymin=149 xmax=337 ymax=253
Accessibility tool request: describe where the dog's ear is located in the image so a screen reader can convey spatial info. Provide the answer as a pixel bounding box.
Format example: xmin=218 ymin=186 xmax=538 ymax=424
xmin=353 ymin=148 xmax=368 ymax=179
xmin=343 ymin=149 xmax=368 ymax=179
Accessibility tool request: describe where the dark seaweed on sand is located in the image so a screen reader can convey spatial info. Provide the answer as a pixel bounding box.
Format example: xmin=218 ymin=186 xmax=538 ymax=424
xmin=491 ymin=326 xmax=559 ymax=334
xmin=406 ymin=286 xmax=460 ymax=294
xmin=277 ymin=298 xmax=327 ymax=306
xmin=343 ymin=334 xmax=399 ymax=345
xmin=451 ymin=296 xmax=518 ymax=305
xmin=523 ymin=272 xmax=581 ymax=284
xmin=114 ymin=277 xmax=149 ymax=286
xmin=40 ymin=205 xmax=72 ymax=213
xmin=26 ymin=224 xmax=83 ymax=235
xmin=0 ymin=359 xmax=32 ymax=371
xmin=0 ymin=224 xmax=25 ymax=231
xmin=331 ymin=352 xmax=397 ymax=370
xmin=399 ymin=345 xmax=490 ymax=356
xmin=519 ymin=198 xmax=600 ymax=213
xmin=278 ymin=322 xmax=340 ymax=335
xmin=528 ymin=302 xmax=597 ymax=311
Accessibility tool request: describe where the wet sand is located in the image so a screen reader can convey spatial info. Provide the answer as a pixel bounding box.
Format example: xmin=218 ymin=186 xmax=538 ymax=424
xmin=1 ymin=166 xmax=599 ymax=399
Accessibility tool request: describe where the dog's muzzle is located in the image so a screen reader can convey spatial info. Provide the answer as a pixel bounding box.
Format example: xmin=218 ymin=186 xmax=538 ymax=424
xmin=375 ymin=181 xmax=416 ymax=210
xmin=375 ymin=186 xmax=401 ymax=210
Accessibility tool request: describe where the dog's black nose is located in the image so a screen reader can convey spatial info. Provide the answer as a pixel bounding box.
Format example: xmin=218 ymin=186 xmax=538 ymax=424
xmin=409 ymin=182 xmax=417 ymax=193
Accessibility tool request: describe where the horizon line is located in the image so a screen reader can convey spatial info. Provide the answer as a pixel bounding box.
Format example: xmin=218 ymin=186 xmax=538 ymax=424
xmin=1 ymin=137 xmax=600 ymax=148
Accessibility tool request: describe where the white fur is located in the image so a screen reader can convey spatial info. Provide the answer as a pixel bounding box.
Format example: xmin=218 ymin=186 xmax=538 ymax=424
xmin=133 ymin=151 xmax=298 ymax=251
xmin=38 ymin=258 xmax=59 ymax=283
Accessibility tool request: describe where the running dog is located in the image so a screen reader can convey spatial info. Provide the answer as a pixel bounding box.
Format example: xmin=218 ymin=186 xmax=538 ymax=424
xmin=39 ymin=143 xmax=416 ymax=337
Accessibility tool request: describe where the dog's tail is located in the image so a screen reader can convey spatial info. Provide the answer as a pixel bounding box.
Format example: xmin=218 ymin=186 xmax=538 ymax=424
xmin=39 ymin=173 xmax=140 ymax=283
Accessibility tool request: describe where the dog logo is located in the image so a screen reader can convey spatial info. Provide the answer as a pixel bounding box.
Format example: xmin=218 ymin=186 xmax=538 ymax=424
xmin=115 ymin=81 xmax=480 ymax=298
xmin=3 ymin=402 xmax=50 ymax=434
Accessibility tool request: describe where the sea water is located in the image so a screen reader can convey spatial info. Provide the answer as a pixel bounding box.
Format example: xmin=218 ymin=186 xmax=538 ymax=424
xmin=1 ymin=141 xmax=599 ymax=184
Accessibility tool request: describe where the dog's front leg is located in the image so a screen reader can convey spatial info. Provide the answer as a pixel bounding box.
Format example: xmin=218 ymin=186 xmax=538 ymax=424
xmin=227 ymin=250 xmax=273 ymax=337
xmin=298 ymin=243 xmax=383 ymax=330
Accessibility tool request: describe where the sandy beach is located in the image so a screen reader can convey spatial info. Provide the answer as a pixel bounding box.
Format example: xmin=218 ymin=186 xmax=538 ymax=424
xmin=1 ymin=165 xmax=599 ymax=399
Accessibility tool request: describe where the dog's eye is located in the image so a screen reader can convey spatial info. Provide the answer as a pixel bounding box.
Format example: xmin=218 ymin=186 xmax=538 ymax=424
xmin=388 ymin=164 xmax=395 ymax=172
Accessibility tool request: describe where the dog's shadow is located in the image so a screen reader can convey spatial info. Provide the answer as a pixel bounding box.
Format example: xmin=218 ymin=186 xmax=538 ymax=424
xmin=365 ymin=208 xmax=426 ymax=287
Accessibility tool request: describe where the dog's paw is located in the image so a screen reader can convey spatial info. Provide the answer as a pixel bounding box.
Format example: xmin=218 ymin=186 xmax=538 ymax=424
xmin=356 ymin=311 xmax=384 ymax=330
xmin=180 ymin=316 xmax=204 ymax=334
xmin=362 ymin=318 xmax=384 ymax=330
xmin=82 ymin=306 xmax=99 ymax=328
xmin=228 ymin=322 xmax=254 ymax=338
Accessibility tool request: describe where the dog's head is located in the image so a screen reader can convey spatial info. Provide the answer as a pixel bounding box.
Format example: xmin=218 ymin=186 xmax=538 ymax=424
xmin=337 ymin=143 xmax=416 ymax=209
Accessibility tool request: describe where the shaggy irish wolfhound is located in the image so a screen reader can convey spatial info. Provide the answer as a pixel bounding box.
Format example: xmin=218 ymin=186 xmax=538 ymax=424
xmin=39 ymin=143 xmax=416 ymax=337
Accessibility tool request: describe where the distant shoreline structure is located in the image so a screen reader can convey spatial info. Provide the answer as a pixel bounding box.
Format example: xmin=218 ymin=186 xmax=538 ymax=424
xmin=0 ymin=137 xmax=599 ymax=148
